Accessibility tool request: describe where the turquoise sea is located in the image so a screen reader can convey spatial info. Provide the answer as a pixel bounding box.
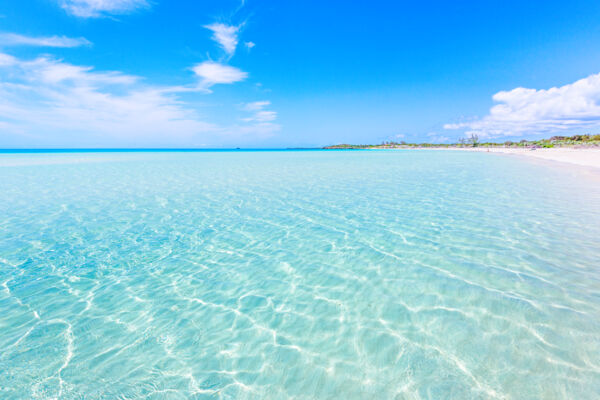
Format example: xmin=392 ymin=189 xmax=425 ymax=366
xmin=1 ymin=150 xmax=599 ymax=399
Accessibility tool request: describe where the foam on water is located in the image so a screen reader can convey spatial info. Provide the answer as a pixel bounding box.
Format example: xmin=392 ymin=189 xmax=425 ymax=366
xmin=0 ymin=150 xmax=599 ymax=399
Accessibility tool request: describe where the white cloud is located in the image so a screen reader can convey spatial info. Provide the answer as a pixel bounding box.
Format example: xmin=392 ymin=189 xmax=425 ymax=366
xmin=0 ymin=33 xmax=91 ymax=48
xmin=192 ymin=61 xmax=247 ymax=87
xmin=59 ymin=0 xmax=149 ymax=18
xmin=245 ymin=110 xmax=277 ymax=122
xmin=429 ymin=135 xmax=451 ymax=143
xmin=0 ymin=54 xmax=275 ymax=146
xmin=204 ymin=23 xmax=239 ymax=55
xmin=221 ymin=121 xmax=280 ymax=139
xmin=245 ymin=41 xmax=255 ymax=50
xmin=424 ymin=132 xmax=450 ymax=143
xmin=0 ymin=56 xmax=210 ymax=144
xmin=243 ymin=100 xmax=270 ymax=111
xmin=29 ymin=59 xmax=137 ymax=85
xmin=242 ymin=100 xmax=277 ymax=122
xmin=0 ymin=52 xmax=16 ymax=66
xmin=445 ymin=72 xmax=600 ymax=137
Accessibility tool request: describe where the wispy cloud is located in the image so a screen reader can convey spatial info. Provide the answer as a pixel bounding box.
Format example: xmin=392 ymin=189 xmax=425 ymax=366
xmin=59 ymin=0 xmax=149 ymax=18
xmin=243 ymin=101 xmax=270 ymax=112
xmin=0 ymin=53 xmax=16 ymax=66
xmin=192 ymin=61 xmax=247 ymax=87
xmin=242 ymin=100 xmax=277 ymax=122
xmin=0 ymin=54 xmax=275 ymax=146
xmin=0 ymin=33 xmax=91 ymax=48
xmin=237 ymin=100 xmax=280 ymax=138
xmin=204 ymin=23 xmax=239 ymax=56
xmin=445 ymin=72 xmax=600 ymax=137
xmin=244 ymin=111 xmax=277 ymax=122
xmin=0 ymin=54 xmax=209 ymax=143
xmin=426 ymin=132 xmax=450 ymax=143
xmin=244 ymin=41 xmax=255 ymax=50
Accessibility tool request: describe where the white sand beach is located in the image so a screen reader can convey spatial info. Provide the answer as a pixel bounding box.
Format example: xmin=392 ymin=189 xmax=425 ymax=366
xmin=455 ymin=147 xmax=600 ymax=170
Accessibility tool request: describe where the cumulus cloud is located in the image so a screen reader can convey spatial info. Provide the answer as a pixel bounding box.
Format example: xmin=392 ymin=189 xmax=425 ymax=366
xmin=0 ymin=33 xmax=91 ymax=48
xmin=192 ymin=61 xmax=247 ymax=87
xmin=0 ymin=54 xmax=275 ymax=146
xmin=59 ymin=0 xmax=149 ymax=18
xmin=204 ymin=23 xmax=239 ymax=55
xmin=444 ymin=72 xmax=600 ymax=137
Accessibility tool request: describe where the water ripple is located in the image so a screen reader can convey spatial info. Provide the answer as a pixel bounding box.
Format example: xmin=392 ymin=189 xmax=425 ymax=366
xmin=0 ymin=151 xmax=599 ymax=399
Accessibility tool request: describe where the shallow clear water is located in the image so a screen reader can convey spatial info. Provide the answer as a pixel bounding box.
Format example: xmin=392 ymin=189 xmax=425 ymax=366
xmin=1 ymin=150 xmax=599 ymax=399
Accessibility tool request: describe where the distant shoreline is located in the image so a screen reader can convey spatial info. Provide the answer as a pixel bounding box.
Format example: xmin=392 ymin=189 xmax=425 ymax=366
xmin=324 ymin=145 xmax=600 ymax=170
xmin=1 ymin=145 xmax=599 ymax=170
xmin=449 ymin=146 xmax=600 ymax=170
xmin=323 ymin=134 xmax=600 ymax=170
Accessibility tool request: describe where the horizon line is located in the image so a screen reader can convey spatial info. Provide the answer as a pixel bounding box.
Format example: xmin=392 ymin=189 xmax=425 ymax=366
xmin=0 ymin=147 xmax=338 ymax=153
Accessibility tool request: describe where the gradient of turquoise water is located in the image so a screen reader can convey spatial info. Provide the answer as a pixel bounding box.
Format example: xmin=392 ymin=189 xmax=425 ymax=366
xmin=1 ymin=150 xmax=599 ymax=399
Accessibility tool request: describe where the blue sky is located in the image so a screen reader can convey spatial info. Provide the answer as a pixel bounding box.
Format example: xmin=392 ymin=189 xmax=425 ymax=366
xmin=1 ymin=0 xmax=600 ymax=148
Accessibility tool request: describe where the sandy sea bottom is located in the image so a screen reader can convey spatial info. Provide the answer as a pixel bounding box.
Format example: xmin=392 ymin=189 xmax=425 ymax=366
xmin=0 ymin=150 xmax=599 ymax=399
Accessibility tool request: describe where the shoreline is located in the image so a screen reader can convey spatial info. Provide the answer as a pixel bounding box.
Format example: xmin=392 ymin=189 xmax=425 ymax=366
xmin=1 ymin=146 xmax=598 ymax=170
xmin=443 ymin=147 xmax=600 ymax=170
xmin=345 ymin=145 xmax=600 ymax=170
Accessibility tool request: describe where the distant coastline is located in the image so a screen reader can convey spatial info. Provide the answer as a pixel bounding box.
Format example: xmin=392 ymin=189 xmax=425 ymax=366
xmin=323 ymin=134 xmax=600 ymax=150
xmin=324 ymin=134 xmax=600 ymax=170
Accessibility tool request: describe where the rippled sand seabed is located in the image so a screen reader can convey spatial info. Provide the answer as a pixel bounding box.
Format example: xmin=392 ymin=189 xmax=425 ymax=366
xmin=0 ymin=150 xmax=599 ymax=399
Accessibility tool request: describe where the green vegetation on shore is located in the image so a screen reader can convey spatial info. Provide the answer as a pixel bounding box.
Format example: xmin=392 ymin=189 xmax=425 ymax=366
xmin=324 ymin=134 xmax=600 ymax=149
